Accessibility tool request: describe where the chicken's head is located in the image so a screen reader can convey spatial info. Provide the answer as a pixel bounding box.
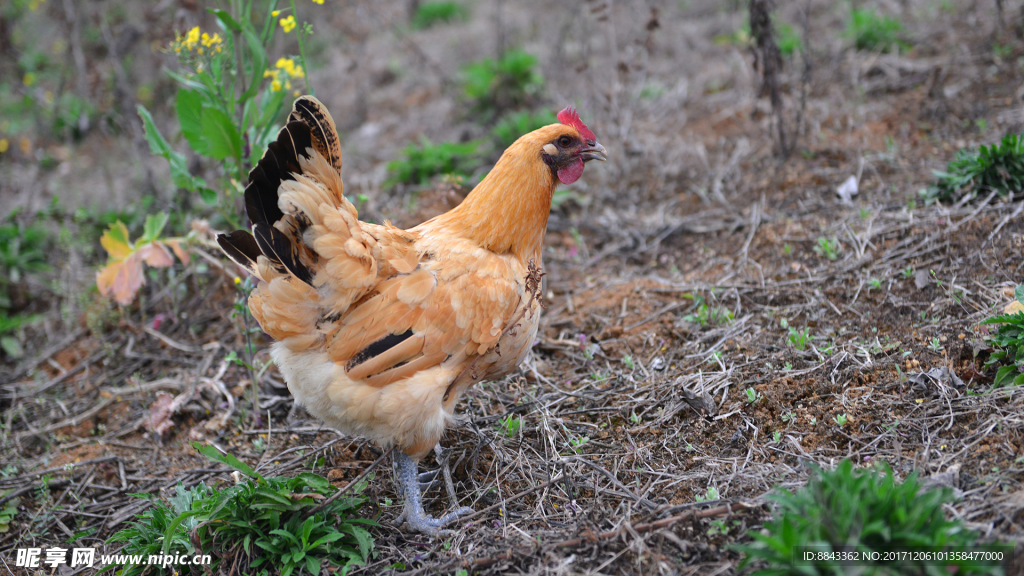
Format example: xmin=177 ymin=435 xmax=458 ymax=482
xmin=539 ymin=106 xmax=607 ymax=185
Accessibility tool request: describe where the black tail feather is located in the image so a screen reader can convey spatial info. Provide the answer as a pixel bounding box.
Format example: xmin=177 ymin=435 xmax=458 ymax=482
xmin=223 ymin=97 xmax=332 ymax=288
xmin=253 ymin=222 xmax=314 ymax=285
xmin=244 ymin=120 xmax=313 ymax=228
xmin=290 ymin=96 xmax=342 ymax=172
xmin=216 ymin=230 xmax=261 ymax=275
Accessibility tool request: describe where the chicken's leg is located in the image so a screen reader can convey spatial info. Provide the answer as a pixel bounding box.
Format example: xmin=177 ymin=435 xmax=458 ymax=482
xmin=394 ymin=451 xmax=472 ymax=535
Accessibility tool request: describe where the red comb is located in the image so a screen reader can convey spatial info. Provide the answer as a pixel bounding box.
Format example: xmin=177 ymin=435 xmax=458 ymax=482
xmin=557 ymin=106 xmax=596 ymax=143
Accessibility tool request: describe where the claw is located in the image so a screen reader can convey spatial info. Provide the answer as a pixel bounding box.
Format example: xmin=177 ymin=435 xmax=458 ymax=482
xmin=394 ymin=452 xmax=473 ymax=536
xmin=418 ymin=469 xmax=441 ymax=492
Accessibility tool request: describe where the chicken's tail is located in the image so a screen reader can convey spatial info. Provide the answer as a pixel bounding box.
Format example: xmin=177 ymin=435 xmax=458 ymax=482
xmin=217 ymin=95 xmax=348 ymax=287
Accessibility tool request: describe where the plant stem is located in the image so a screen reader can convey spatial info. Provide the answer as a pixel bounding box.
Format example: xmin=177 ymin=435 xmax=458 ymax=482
xmin=290 ymin=0 xmax=312 ymax=95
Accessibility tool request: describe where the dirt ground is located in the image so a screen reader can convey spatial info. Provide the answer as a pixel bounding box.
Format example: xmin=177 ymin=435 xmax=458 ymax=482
xmin=3 ymin=0 xmax=1024 ymax=574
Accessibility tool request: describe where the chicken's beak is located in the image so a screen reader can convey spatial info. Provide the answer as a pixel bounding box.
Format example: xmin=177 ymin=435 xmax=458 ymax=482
xmin=579 ymin=141 xmax=608 ymax=163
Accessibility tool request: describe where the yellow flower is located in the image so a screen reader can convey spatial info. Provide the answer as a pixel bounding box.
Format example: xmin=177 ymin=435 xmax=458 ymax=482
xmin=279 ymin=15 xmax=296 ymax=33
xmin=311 ymin=0 xmax=324 ymax=4
xmin=234 ymin=277 xmax=242 ymax=285
xmin=272 ymin=10 xmax=280 ymax=16
xmin=263 ymin=70 xmax=275 ymax=78
xmin=293 ymin=90 xmax=300 ymax=97
xmin=23 ymin=72 xmax=36 ymax=87
xmin=271 ymin=79 xmax=282 ymax=91
xmin=0 ymin=139 xmax=8 ymax=154
xmin=185 ymin=26 xmax=200 ymax=48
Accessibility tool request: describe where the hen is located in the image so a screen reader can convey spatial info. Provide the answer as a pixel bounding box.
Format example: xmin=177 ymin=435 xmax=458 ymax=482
xmin=218 ymin=96 xmax=606 ymax=534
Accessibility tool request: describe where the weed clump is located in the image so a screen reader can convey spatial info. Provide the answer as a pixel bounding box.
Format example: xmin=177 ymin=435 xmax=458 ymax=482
xmin=845 ymin=8 xmax=909 ymax=52
xmin=462 ymin=48 xmax=543 ymax=114
xmin=411 ymin=1 xmax=468 ymax=29
xmin=106 ymin=444 xmax=375 ymax=576
xmin=923 ymin=133 xmax=1024 ymax=203
xmin=736 ymin=460 xmax=999 ymax=575
xmin=386 ymin=138 xmax=482 ymax=187
xmin=980 ymin=285 xmax=1024 ymax=386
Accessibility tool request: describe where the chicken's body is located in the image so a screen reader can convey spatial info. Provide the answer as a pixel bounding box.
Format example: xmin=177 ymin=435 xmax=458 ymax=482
xmin=219 ymin=96 xmax=605 ymax=534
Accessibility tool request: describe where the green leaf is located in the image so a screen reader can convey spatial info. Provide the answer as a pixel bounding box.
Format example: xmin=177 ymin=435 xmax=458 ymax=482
xmin=994 ymin=364 xmax=1016 ymax=386
xmin=340 ymin=524 xmax=373 ymax=560
xmin=200 ymin=107 xmax=243 ymax=161
xmin=1015 ymin=285 xmax=1024 ymax=306
xmin=175 ymin=88 xmax=208 ymax=155
xmin=140 ymin=212 xmax=169 ymax=244
xmin=191 ymin=442 xmax=264 ymax=482
xmin=305 ymin=555 xmax=322 ymax=576
xmin=301 ymin=516 xmax=315 ymax=545
xmin=240 ymin=27 xmax=269 ymax=104
xmin=198 ymin=188 xmax=218 ymax=206
xmin=206 ymin=7 xmax=242 ymax=31
xmin=308 ymin=531 xmax=345 ymax=549
xmin=138 ymin=104 xmax=204 ymax=192
xmin=1 ymin=336 xmax=23 ymax=358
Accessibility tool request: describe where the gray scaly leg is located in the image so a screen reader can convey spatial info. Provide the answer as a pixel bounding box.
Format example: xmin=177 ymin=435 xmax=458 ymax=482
xmin=394 ymin=452 xmax=472 ymax=535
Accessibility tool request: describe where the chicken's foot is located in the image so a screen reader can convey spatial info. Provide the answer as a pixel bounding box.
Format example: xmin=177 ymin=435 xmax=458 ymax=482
xmin=394 ymin=452 xmax=472 ymax=536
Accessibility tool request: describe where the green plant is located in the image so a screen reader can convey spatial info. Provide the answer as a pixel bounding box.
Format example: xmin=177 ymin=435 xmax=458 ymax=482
xmin=144 ymin=4 xmax=315 ymax=217
xmin=0 ymin=489 xmax=20 ymax=533
xmin=497 ymin=414 xmax=522 ymax=438
xmin=565 ymin=435 xmax=590 ymax=454
xmin=622 ymin=355 xmax=635 ymax=370
xmin=386 ymin=137 xmax=482 ymax=187
xmin=735 ymin=460 xmax=998 ymax=575
xmin=745 ymin=388 xmax=759 ymax=403
xmin=924 ymin=133 xmax=1024 ymax=203
xmin=107 ymin=444 xmax=375 ymax=576
xmin=788 ymin=326 xmax=811 ymax=350
xmin=461 ymin=48 xmax=543 ymax=114
xmin=695 ymin=486 xmax=719 ymax=502
xmin=411 ymin=1 xmax=468 ymax=29
xmin=682 ymin=293 xmax=734 ymax=327
xmin=0 ymin=219 xmax=50 ymax=285
xmin=844 ymin=8 xmax=908 ymax=52
xmin=708 ymin=518 xmax=740 ymax=537
xmin=491 ymin=109 xmax=557 ymax=149
xmin=0 ymin=217 xmax=50 ymax=356
xmin=772 ymin=431 xmax=782 ymax=443
xmin=833 ymin=413 xmax=848 ymax=427
xmin=981 ymin=289 xmax=1024 ymax=386
xmin=105 ymin=483 xmax=210 ymax=576
xmin=629 ymin=410 xmax=641 ymax=425
xmin=713 ymin=20 xmax=801 ymax=57
xmin=813 ymin=236 xmax=840 ymax=261
xmin=903 ymin=266 xmax=916 ymax=278
xmin=929 ymin=337 xmax=944 ymax=352
xmin=99 ymin=0 xmax=325 ymax=305
xmin=775 ymin=22 xmax=801 ymax=57
xmin=867 ymin=277 xmax=882 ymax=290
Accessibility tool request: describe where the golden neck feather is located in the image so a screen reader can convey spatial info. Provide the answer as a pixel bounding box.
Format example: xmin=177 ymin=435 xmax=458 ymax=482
xmin=418 ymin=130 xmax=559 ymax=260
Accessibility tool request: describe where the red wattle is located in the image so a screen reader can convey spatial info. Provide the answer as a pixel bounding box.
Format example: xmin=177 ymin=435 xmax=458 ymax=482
xmin=557 ymin=159 xmax=584 ymax=185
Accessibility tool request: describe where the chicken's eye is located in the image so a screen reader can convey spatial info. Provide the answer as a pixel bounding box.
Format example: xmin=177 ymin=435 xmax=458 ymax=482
xmin=558 ymin=136 xmax=572 ymax=147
